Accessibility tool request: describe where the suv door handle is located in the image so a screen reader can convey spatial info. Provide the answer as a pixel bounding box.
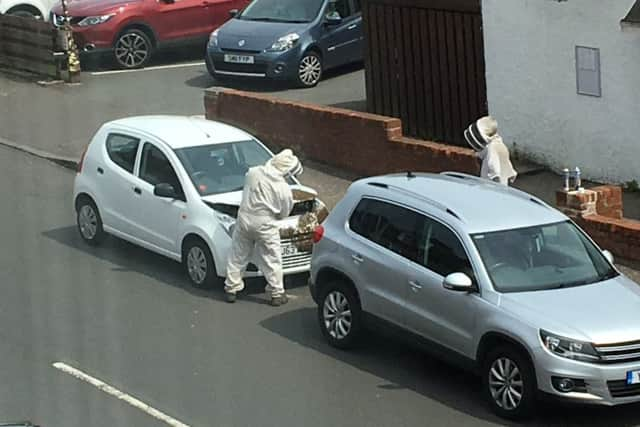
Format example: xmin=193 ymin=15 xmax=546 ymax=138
xmin=409 ymin=280 xmax=423 ymax=292
xmin=351 ymin=253 xmax=364 ymax=263
xmin=133 ymin=187 xmax=142 ymax=195
xmin=347 ymin=24 xmax=357 ymax=30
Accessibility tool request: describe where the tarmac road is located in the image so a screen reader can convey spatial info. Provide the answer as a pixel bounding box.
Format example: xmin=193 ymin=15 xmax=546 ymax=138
xmin=1 ymin=144 xmax=640 ymax=427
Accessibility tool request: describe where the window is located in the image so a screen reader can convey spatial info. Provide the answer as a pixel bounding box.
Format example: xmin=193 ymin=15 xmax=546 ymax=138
xmin=328 ymin=0 xmax=351 ymax=19
xmin=349 ymin=198 xmax=424 ymax=263
xmin=472 ymin=221 xmax=617 ymax=293
xmin=139 ymin=143 xmax=184 ymax=197
xmin=106 ymin=133 xmax=139 ymax=173
xmin=350 ymin=0 xmax=361 ymax=13
xmin=175 ymin=141 xmax=275 ymax=196
xmin=423 ymin=220 xmax=475 ymax=280
xmin=576 ymin=46 xmax=601 ymax=97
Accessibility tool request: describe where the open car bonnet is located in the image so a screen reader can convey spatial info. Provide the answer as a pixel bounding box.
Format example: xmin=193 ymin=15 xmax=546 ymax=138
xmin=201 ymin=185 xmax=328 ymax=252
xmin=201 ymin=185 xmax=321 ymax=218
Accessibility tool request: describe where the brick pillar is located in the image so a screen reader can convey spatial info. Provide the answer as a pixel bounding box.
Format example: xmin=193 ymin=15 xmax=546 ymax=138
xmin=556 ymin=189 xmax=598 ymax=219
xmin=204 ymin=88 xmax=222 ymax=120
xmin=591 ymin=185 xmax=624 ymax=219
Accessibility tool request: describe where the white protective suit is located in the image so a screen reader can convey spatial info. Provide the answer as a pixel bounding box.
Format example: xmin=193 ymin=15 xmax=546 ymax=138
xmin=224 ymin=149 xmax=301 ymax=298
xmin=464 ymin=116 xmax=517 ymax=186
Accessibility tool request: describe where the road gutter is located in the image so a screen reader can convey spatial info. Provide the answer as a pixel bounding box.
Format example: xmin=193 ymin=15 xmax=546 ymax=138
xmin=0 ymin=136 xmax=78 ymax=170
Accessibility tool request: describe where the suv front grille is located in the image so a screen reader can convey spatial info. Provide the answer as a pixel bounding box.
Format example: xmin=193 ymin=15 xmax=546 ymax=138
xmin=595 ymin=340 xmax=640 ymax=364
xmin=607 ymin=380 xmax=640 ymax=398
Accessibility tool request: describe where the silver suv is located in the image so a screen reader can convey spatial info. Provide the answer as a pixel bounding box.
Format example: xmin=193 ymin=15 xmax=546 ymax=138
xmin=309 ymin=172 xmax=640 ymax=419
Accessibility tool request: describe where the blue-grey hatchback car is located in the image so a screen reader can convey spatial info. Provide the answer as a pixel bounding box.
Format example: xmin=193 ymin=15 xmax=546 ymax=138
xmin=205 ymin=0 xmax=363 ymax=87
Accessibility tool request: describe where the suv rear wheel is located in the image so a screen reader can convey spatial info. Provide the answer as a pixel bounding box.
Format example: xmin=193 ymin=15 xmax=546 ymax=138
xmin=318 ymin=281 xmax=362 ymax=349
xmin=482 ymin=345 xmax=537 ymax=420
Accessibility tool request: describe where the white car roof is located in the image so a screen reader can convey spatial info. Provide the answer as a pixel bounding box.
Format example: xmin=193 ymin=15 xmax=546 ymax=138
xmin=105 ymin=115 xmax=255 ymax=149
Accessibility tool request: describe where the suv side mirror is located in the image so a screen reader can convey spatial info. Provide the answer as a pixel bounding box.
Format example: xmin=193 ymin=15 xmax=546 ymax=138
xmin=443 ymin=273 xmax=474 ymax=292
xmin=154 ymin=183 xmax=177 ymax=199
xmin=325 ymin=11 xmax=342 ymax=25
xmin=603 ymin=249 xmax=614 ymax=264
xmin=229 ymin=9 xmax=239 ymax=18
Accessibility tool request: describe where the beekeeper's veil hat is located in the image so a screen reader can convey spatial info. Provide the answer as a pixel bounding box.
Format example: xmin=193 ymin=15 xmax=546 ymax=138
xmin=464 ymin=116 xmax=498 ymax=152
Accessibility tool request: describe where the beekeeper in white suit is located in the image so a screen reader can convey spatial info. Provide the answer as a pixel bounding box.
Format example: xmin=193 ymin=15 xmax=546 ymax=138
xmin=464 ymin=116 xmax=517 ymax=186
xmin=224 ymin=149 xmax=303 ymax=306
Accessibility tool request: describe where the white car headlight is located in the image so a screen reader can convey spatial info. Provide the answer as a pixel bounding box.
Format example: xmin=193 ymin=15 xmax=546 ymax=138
xmin=77 ymin=14 xmax=115 ymax=26
xmin=209 ymin=29 xmax=219 ymax=47
xmin=540 ymin=330 xmax=601 ymax=362
xmin=215 ymin=211 xmax=236 ymax=237
xmin=267 ymin=33 xmax=300 ymax=52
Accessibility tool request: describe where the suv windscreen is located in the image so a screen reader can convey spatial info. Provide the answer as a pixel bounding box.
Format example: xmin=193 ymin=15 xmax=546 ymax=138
xmin=239 ymin=0 xmax=324 ymax=23
xmin=472 ymin=221 xmax=618 ymax=293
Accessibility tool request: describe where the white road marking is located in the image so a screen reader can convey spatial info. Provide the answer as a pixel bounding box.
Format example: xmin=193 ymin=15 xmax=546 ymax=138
xmin=52 ymin=362 xmax=190 ymax=427
xmin=91 ymin=61 xmax=204 ymax=76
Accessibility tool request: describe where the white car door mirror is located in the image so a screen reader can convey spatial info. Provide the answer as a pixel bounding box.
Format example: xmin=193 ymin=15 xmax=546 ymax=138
xmin=154 ymin=183 xmax=176 ymax=199
xmin=602 ymin=250 xmax=614 ymax=264
xmin=443 ymin=273 xmax=474 ymax=292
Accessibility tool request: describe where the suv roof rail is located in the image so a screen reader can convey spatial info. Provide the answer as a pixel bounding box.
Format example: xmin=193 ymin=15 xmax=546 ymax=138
xmin=383 ymin=183 xmax=464 ymax=222
xmin=441 ymin=171 xmax=486 ymax=182
xmin=441 ymin=171 xmax=553 ymax=210
xmin=367 ymin=182 xmax=388 ymax=189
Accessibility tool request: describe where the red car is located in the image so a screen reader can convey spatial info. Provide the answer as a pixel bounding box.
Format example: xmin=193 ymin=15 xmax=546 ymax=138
xmin=51 ymin=0 xmax=249 ymax=69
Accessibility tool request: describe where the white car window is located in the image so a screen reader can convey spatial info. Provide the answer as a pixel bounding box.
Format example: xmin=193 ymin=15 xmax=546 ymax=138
xmin=106 ymin=133 xmax=139 ymax=173
xmin=139 ymin=142 xmax=184 ymax=198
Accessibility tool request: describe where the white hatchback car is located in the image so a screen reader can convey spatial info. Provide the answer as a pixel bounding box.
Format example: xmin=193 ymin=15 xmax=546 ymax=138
xmin=73 ymin=115 xmax=325 ymax=287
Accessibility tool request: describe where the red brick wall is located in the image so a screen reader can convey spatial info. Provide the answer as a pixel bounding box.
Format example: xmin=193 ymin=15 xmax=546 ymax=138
xmin=557 ymin=187 xmax=640 ymax=262
xmin=204 ymin=88 xmax=480 ymax=177
xmin=592 ymin=185 xmax=623 ymax=219
xmin=577 ymin=216 xmax=640 ymax=262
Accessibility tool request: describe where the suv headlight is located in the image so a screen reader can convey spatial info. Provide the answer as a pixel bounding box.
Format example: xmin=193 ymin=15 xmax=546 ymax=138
xmin=267 ymin=33 xmax=300 ymax=52
xmin=540 ymin=330 xmax=601 ymax=362
xmin=209 ymin=29 xmax=219 ymax=47
xmin=77 ymin=14 xmax=115 ymax=26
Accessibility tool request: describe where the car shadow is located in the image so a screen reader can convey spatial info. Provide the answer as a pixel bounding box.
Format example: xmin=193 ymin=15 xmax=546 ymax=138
xmin=260 ymin=308 xmax=640 ymax=426
xmin=41 ymin=226 xmax=309 ymax=305
xmin=81 ymin=44 xmax=207 ymax=73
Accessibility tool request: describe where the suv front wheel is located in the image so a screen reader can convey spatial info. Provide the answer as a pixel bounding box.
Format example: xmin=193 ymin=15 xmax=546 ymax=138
xmin=482 ymin=345 xmax=537 ymax=420
xmin=318 ymin=281 xmax=362 ymax=349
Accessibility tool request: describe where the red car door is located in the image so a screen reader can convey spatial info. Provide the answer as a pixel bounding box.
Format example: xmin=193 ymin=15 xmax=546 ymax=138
xmin=205 ymin=0 xmax=250 ymax=32
xmin=153 ymin=0 xmax=212 ymax=42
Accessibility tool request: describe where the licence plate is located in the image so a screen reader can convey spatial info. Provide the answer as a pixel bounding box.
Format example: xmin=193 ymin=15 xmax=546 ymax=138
xmin=627 ymin=370 xmax=640 ymax=385
xmin=282 ymin=244 xmax=298 ymax=257
xmin=224 ymin=54 xmax=254 ymax=64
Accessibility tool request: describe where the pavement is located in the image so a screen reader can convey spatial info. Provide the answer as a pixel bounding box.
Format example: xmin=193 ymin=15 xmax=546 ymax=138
xmin=2 ymin=144 xmax=640 ymax=427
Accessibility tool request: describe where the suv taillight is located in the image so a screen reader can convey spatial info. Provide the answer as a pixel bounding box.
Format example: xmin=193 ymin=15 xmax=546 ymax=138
xmin=77 ymin=145 xmax=88 ymax=173
xmin=312 ymin=225 xmax=324 ymax=243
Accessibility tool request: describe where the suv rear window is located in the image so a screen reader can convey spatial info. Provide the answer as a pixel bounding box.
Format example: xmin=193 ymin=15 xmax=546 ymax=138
xmin=106 ymin=133 xmax=139 ymax=173
xmin=349 ymin=198 xmax=424 ymax=263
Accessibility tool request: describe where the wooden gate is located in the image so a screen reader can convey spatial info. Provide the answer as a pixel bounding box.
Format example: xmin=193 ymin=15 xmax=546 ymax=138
xmin=362 ymin=0 xmax=487 ymax=146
